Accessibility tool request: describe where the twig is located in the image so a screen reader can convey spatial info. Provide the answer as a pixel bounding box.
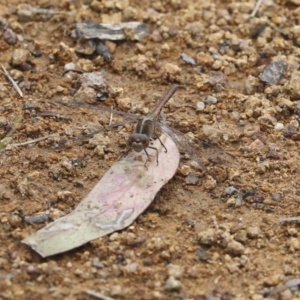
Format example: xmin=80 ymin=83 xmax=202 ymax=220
xmin=85 ymin=290 xmax=116 ymax=300
xmin=108 ymin=106 xmax=114 ymax=126
xmin=32 ymin=7 xmax=69 ymax=15
xmin=41 ymin=111 xmax=72 ymax=121
xmin=279 ymin=216 xmax=300 ymax=223
xmin=62 ymin=69 xmax=83 ymax=76
xmin=1 ymin=64 xmax=23 ymax=97
xmin=251 ymin=0 xmax=264 ymax=17
xmin=212 ymin=215 xmax=219 ymax=229
xmin=261 ymin=278 xmax=300 ymax=296
xmin=6 ymin=133 xmax=62 ymax=148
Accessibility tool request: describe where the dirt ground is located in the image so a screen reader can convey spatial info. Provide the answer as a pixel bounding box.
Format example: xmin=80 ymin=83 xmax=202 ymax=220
xmin=1 ymin=0 xmax=300 ymax=299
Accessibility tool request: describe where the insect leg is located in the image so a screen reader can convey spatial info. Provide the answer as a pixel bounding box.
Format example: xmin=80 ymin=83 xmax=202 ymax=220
xmin=146 ymin=146 xmax=159 ymax=165
xmin=157 ymin=136 xmax=167 ymax=153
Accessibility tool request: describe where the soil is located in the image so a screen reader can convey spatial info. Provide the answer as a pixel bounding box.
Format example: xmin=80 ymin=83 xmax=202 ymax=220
xmin=1 ymin=0 xmax=300 ymax=299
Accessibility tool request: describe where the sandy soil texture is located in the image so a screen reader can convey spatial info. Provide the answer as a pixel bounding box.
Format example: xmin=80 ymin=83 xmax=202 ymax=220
xmin=1 ymin=0 xmax=300 ymax=299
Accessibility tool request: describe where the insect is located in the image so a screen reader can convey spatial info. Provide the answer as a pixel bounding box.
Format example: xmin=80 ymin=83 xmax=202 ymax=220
xmin=58 ymin=85 xmax=236 ymax=173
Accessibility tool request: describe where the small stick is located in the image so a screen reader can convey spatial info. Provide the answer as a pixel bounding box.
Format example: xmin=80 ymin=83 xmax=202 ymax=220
xmin=85 ymin=290 xmax=116 ymax=300
xmin=32 ymin=7 xmax=69 ymax=15
xmin=263 ymin=278 xmax=300 ymax=296
xmin=251 ymin=0 xmax=264 ymax=17
xmin=1 ymin=64 xmax=23 ymax=97
xmin=6 ymin=133 xmax=62 ymax=148
xmin=108 ymin=106 xmax=114 ymax=126
xmin=279 ymin=216 xmax=300 ymax=223
xmin=61 ymin=69 xmax=83 ymax=76
xmin=41 ymin=111 xmax=72 ymax=121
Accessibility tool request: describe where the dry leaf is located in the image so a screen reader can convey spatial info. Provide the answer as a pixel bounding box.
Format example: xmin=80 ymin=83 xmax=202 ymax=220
xmin=22 ymin=134 xmax=180 ymax=257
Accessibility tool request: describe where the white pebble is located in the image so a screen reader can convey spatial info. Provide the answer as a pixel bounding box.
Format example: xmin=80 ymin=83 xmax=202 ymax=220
xmin=196 ymin=101 xmax=205 ymax=110
xmin=164 ymin=276 xmax=181 ymax=291
xmin=64 ymin=62 xmax=76 ymax=70
xmin=204 ymin=95 xmax=218 ymax=104
xmin=274 ymin=123 xmax=284 ymax=131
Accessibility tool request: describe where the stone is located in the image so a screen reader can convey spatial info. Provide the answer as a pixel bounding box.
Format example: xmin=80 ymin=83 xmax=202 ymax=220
xmin=164 ymin=276 xmax=181 ymax=291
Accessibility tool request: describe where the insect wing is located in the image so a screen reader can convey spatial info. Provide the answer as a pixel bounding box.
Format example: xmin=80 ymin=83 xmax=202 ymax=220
xmin=57 ymin=100 xmax=140 ymax=120
xmin=155 ymin=121 xmax=236 ymax=169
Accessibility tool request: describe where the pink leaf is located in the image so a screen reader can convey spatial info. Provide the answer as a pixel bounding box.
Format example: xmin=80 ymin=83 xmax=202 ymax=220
xmin=22 ymin=134 xmax=180 ymax=257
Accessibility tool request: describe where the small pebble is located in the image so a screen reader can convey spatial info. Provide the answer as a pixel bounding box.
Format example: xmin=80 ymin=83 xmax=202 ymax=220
xmin=226 ymin=197 xmax=236 ymax=207
xmin=24 ymin=214 xmax=49 ymax=225
xmin=226 ymin=261 xmax=239 ymax=273
xmin=203 ymin=176 xmax=217 ymax=190
xmin=111 ymin=285 xmax=123 ymax=296
xmin=246 ymin=226 xmax=260 ymax=239
xmin=167 ymin=264 xmax=184 ymax=279
xmin=286 ymin=228 xmax=297 ymax=236
xmin=10 ymin=69 xmax=24 ymax=81
xmin=75 ymin=39 xmax=96 ymax=55
xmin=196 ymin=101 xmax=205 ymax=110
xmin=116 ymin=97 xmax=131 ymax=110
xmin=249 ymin=139 xmax=265 ymax=152
xmin=181 ymin=53 xmax=196 ymax=65
xmin=223 ymin=186 xmax=237 ymax=195
xmin=226 ymin=240 xmax=245 ymax=256
xmin=201 ymin=124 xmax=222 ymax=142
xmin=7 ymin=214 xmax=23 ymax=228
xmin=151 ymin=30 xmax=163 ymax=42
xmin=31 ymin=49 xmax=42 ymax=57
xmin=204 ymin=95 xmax=218 ymax=104
xmin=188 ymin=22 xmax=203 ymax=36
xmin=198 ymin=228 xmax=215 ymax=246
xmin=195 ymin=246 xmax=209 ymax=261
xmin=253 ymin=203 xmax=265 ymax=209
xmin=92 ymin=258 xmax=104 ymax=268
xmin=64 ymin=62 xmax=76 ymax=71
xmin=143 ymin=257 xmax=153 ymax=266
xmin=264 ymin=273 xmax=282 ymax=286
xmin=280 ymin=289 xmax=293 ymax=300
xmin=160 ymin=251 xmax=170 ymax=260
xmin=124 ymin=263 xmax=137 ymax=273
xmin=164 ymin=63 xmax=181 ymax=75
xmin=235 ymin=230 xmax=248 ymax=243
xmin=258 ymin=61 xmax=287 ymax=85
xmin=196 ymin=52 xmax=214 ymax=66
xmin=284 ymin=122 xmax=298 ymax=138
xmin=109 ymin=232 xmax=119 ymax=241
xmin=76 ymin=58 xmax=94 ymax=72
xmin=3 ymin=28 xmax=17 ymax=45
xmin=123 ymin=6 xmax=138 ymax=20
xmin=288 ymin=237 xmax=300 ymax=251
xmin=11 ymin=49 xmax=30 ymax=66
xmin=274 ymin=123 xmax=284 ymax=130
xmin=27 ymin=264 xmax=40 ymax=279
xmin=185 ymin=173 xmax=199 ymax=185
xmin=164 ymin=276 xmax=182 ymax=291
xmin=212 ymin=59 xmax=223 ymax=70
xmin=179 ymin=164 xmax=191 ymax=176
xmin=74 ymin=86 xmax=97 ymax=104
xmin=271 ymin=192 xmax=281 ymax=202
xmin=17 ymin=4 xmax=36 ymax=22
